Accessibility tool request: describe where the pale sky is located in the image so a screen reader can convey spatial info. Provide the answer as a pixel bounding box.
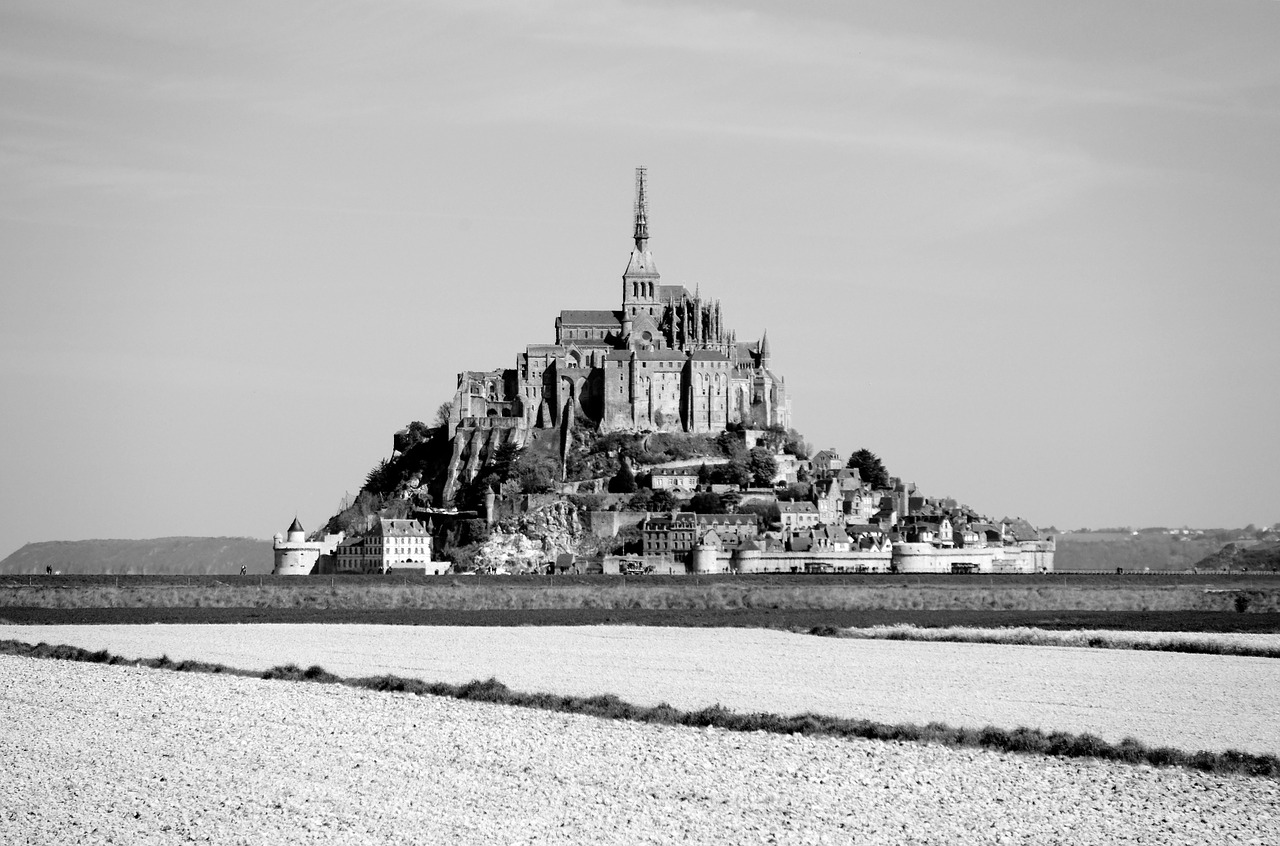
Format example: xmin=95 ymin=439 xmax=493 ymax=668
xmin=2 ymin=0 xmax=1278 ymax=557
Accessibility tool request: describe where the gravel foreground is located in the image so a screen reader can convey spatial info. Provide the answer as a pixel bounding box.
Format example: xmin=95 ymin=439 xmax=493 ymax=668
xmin=2 ymin=655 xmax=1277 ymax=846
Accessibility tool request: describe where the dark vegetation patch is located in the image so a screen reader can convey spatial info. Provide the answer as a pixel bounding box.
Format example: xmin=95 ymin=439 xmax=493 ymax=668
xmin=3 ymin=606 xmax=1280 ymax=632
xmin=805 ymin=624 xmax=1280 ymax=658
xmin=3 ymin=638 xmax=1277 ymax=780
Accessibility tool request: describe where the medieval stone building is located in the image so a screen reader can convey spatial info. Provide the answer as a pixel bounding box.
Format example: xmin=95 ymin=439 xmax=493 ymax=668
xmin=449 ymin=168 xmax=790 ymax=438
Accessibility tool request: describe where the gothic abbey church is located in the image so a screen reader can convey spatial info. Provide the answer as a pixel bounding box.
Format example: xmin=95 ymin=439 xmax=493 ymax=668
xmin=448 ymin=168 xmax=790 ymax=451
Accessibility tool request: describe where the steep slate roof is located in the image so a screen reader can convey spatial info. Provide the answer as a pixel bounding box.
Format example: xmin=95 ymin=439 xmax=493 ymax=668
xmin=779 ymin=502 xmax=818 ymax=514
xmin=689 ymin=350 xmax=731 ymax=361
xmin=696 ymin=514 xmax=758 ymax=525
xmin=1002 ymin=518 xmax=1042 ymax=542
xmin=624 ymin=247 xmax=659 ymax=276
xmin=559 ymin=310 xmax=622 ymax=326
xmin=288 ymin=517 xmax=304 ymax=533
xmin=634 ymin=349 xmax=688 ymax=361
xmin=658 ymin=284 xmax=691 ymax=301
xmin=379 ymin=518 xmax=430 ymax=536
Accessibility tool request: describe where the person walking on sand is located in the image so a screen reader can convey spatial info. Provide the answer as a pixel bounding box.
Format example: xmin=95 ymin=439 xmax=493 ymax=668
xmin=240 ymin=565 xmax=247 ymax=576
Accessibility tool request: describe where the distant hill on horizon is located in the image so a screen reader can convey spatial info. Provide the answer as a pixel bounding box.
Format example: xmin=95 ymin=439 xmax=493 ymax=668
xmin=0 ymin=537 xmax=274 ymax=575
xmin=1193 ymin=541 xmax=1280 ymax=573
xmin=1055 ymin=532 xmax=1256 ymax=572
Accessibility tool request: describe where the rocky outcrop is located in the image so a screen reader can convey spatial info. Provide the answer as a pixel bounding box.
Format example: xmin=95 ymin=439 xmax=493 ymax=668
xmin=518 ymin=500 xmax=581 ymax=556
xmin=472 ymin=533 xmax=547 ymax=574
xmin=472 ymin=500 xmax=584 ymax=573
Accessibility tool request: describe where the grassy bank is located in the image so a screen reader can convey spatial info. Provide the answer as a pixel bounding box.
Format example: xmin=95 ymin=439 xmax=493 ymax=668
xmin=3 ymin=637 xmax=1276 ymax=779
xmin=814 ymin=624 xmax=1280 ymax=658
xmin=3 ymin=577 xmax=1279 ymax=613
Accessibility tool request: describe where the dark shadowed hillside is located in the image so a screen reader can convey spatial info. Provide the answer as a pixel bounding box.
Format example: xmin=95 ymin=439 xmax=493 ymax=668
xmin=1194 ymin=541 xmax=1280 ymax=573
xmin=0 ymin=538 xmax=274 ymax=575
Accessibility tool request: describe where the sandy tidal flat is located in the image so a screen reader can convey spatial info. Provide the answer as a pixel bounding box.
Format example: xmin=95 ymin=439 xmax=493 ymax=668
xmin=2 ymin=654 xmax=1278 ymax=846
xmin=2 ymin=623 xmax=1277 ymax=755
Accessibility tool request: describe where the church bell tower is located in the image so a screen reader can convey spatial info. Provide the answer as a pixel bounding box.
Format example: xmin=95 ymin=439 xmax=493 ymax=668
xmin=622 ymin=166 xmax=660 ymax=319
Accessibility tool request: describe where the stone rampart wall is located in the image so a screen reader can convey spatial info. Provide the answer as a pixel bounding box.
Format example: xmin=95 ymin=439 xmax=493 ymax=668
xmin=732 ymin=550 xmax=892 ymax=574
xmin=892 ymin=543 xmax=1054 ymax=574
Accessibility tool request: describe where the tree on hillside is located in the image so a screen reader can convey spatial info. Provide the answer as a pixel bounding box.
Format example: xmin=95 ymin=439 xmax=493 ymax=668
xmin=846 ymin=449 xmax=890 ymax=490
xmin=712 ymin=459 xmax=750 ymax=488
xmin=688 ymin=492 xmax=726 ymax=514
xmin=697 ymin=462 xmax=713 ymax=488
xmin=649 ymin=489 xmax=677 ymax=512
xmin=363 ymin=459 xmax=398 ymax=496
xmin=490 ymin=442 xmax=521 ymax=482
xmin=329 ymin=490 xmax=384 ymax=535
xmin=511 ymin=448 xmax=559 ymax=494
xmin=626 ymin=489 xmax=654 ymax=511
xmin=747 ymin=447 xmax=778 ymax=487
xmin=739 ymin=500 xmax=781 ymax=528
xmin=608 ymin=460 xmax=638 ymax=493
xmin=715 ymin=430 xmax=746 ymax=460
xmin=776 ymin=482 xmax=811 ymax=502
xmin=434 ymin=402 xmax=453 ymax=429
xmin=783 ymin=429 xmax=811 ymax=460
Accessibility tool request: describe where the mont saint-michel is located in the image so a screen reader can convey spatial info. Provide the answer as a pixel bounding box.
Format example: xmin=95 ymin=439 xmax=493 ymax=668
xmin=276 ymin=169 xmax=1055 ymax=577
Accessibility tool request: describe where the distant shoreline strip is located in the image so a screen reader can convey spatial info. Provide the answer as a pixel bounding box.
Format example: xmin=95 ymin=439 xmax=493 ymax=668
xmin=2 ymin=638 xmax=1277 ymax=779
xmin=807 ymin=624 xmax=1280 ymax=658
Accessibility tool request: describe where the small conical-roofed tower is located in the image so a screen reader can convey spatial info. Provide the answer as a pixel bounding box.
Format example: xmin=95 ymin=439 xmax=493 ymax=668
xmin=286 ymin=517 xmax=305 ymax=543
xmin=622 ymin=167 xmax=660 ymax=320
xmin=759 ymin=330 xmax=771 ymax=368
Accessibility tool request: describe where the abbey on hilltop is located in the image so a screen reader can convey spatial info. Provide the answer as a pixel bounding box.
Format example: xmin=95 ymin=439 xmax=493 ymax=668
xmin=449 ymin=168 xmax=790 ymax=437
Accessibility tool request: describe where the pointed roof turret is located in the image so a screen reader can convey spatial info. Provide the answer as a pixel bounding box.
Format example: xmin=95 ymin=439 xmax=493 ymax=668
xmin=623 ymin=166 xmax=659 ymax=295
xmin=759 ymin=330 xmax=771 ymax=365
xmin=288 ymin=516 xmax=304 ymax=533
xmin=633 ymin=166 xmax=649 ymax=251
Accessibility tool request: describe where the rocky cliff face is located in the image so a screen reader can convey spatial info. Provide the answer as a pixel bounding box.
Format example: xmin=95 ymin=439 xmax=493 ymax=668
xmin=474 ymin=500 xmax=584 ymax=573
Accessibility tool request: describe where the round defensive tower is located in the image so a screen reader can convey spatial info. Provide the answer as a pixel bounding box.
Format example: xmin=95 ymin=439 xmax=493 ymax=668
xmin=689 ymin=543 xmax=723 ymax=575
xmin=891 ymin=542 xmax=951 ymax=574
xmin=272 ymin=517 xmax=319 ymax=575
xmin=731 ymin=541 xmax=764 ymax=574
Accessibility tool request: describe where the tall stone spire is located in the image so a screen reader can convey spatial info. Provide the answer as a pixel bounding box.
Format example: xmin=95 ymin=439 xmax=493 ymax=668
xmin=759 ymin=330 xmax=771 ymax=367
xmin=623 ymin=166 xmax=659 ymax=314
xmin=633 ymin=166 xmax=649 ymax=251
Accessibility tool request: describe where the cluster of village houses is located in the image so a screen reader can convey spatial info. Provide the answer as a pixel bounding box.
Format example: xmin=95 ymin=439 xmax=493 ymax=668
xmin=617 ymin=442 xmax=1053 ymax=575
xmin=273 ymin=437 xmax=1055 ymax=576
